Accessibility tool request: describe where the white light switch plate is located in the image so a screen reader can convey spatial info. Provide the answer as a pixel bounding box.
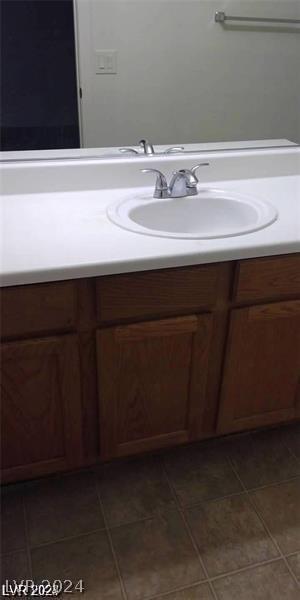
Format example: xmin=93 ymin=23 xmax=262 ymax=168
xmin=95 ymin=50 xmax=117 ymax=74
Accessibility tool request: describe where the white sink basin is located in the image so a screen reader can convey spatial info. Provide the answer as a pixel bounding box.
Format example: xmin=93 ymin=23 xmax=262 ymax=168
xmin=107 ymin=188 xmax=278 ymax=240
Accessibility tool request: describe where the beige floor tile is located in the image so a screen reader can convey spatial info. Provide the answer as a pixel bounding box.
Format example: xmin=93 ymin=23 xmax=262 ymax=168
xmin=164 ymin=442 xmax=242 ymax=507
xmin=186 ymin=494 xmax=278 ymax=577
xmin=98 ymin=456 xmax=175 ymax=527
xmin=111 ymin=510 xmax=204 ymax=600
xmin=1 ymin=485 xmax=26 ymax=554
xmin=287 ymin=552 xmax=300 ymax=581
xmin=212 ymin=560 xmax=300 ymax=600
xmin=251 ymin=479 xmax=300 ymax=554
xmin=1 ymin=551 xmax=31 ymax=583
xmin=226 ymin=429 xmax=300 ymax=489
xmin=25 ymin=472 xmax=104 ymax=547
xmin=31 ymin=530 xmax=122 ymax=599
xmin=154 ymin=583 xmax=214 ymax=599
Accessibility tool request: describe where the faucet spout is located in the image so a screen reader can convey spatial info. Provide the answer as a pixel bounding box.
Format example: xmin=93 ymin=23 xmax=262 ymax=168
xmin=139 ymin=139 xmax=155 ymax=156
xmin=168 ymin=171 xmax=194 ymax=198
xmin=169 ymin=163 xmax=209 ymax=198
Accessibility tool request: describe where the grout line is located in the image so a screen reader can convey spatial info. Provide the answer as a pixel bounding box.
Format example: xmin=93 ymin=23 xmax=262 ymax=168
xmin=142 ymin=580 xmax=211 ymax=600
xmin=160 ymin=457 xmax=219 ymax=600
xmin=108 ymin=514 xmax=159 ymax=531
xmin=95 ymin=481 xmax=128 ymax=600
xmin=175 ymin=471 xmax=300 ymax=512
xmin=208 ymin=556 xmax=283 ymax=583
xmin=180 ymin=473 xmax=300 ymax=510
xmin=285 ymin=551 xmax=300 ymax=559
xmin=27 ymin=526 xmax=107 ymax=551
xmin=180 ymin=490 xmax=246 ymax=510
xmin=227 ymin=456 xmax=300 ymax=590
xmin=285 ymin=553 xmax=300 ymax=583
xmin=21 ymin=493 xmax=33 ymax=579
xmin=244 ymin=474 xmax=300 ymax=492
xmin=162 ymin=452 xmax=300 ymax=509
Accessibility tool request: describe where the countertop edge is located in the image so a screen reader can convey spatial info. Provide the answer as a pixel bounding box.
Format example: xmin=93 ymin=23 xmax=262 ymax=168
xmin=1 ymin=243 xmax=299 ymax=288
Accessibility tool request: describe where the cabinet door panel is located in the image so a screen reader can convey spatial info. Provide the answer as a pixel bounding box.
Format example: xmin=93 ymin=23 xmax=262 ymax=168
xmin=217 ymin=301 xmax=300 ymax=433
xmin=1 ymin=335 xmax=83 ymax=482
xmin=97 ymin=315 xmax=213 ymax=459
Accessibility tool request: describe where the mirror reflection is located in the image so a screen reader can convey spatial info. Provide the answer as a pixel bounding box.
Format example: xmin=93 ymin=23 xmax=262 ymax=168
xmin=1 ymin=0 xmax=300 ymax=158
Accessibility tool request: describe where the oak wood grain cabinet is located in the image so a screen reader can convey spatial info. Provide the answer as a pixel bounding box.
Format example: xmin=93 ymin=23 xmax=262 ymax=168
xmin=1 ymin=281 xmax=77 ymax=339
xmin=1 ymin=253 xmax=300 ymax=483
xmin=1 ymin=335 xmax=83 ymax=483
xmin=97 ymin=314 xmax=214 ymax=459
xmin=96 ymin=263 xmax=225 ymax=323
xmin=217 ymin=300 xmax=300 ymax=433
xmin=233 ymin=255 xmax=300 ymax=304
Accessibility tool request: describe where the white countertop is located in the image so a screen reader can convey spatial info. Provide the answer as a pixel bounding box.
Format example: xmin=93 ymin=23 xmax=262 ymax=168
xmin=1 ymin=147 xmax=299 ymax=287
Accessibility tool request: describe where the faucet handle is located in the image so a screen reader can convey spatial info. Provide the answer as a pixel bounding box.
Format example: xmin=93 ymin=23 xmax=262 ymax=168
xmin=190 ymin=163 xmax=210 ymax=180
xmin=141 ymin=169 xmax=169 ymax=198
xmin=165 ymin=146 xmax=185 ymax=154
xmin=119 ymin=148 xmax=139 ymax=155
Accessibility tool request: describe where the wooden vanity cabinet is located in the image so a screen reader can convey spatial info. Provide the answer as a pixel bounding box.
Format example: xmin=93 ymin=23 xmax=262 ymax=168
xmin=217 ymin=300 xmax=300 ymax=434
xmin=1 ymin=254 xmax=300 ymax=483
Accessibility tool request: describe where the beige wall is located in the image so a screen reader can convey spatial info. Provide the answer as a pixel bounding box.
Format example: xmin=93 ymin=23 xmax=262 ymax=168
xmin=75 ymin=0 xmax=300 ymax=147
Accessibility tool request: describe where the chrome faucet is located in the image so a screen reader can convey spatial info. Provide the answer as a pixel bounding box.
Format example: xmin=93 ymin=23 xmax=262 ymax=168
xmin=139 ymin=139 xmax=155 ymax=156
xmin=141 ymin=163 xmax=209 ymax=198
xmin=169 ymin=165 xmax=209 ymax=197
xmin=119 ymin=139 xmax=185 ymax=156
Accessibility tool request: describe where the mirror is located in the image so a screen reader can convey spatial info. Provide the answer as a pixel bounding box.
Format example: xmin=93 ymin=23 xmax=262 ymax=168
xmin=1 ymin=0 xmax=300 ymax=158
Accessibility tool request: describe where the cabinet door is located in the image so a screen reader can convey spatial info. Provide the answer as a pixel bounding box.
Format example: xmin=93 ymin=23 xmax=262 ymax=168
xmin=217 ymin=301 xmax=300 ymax=434
xmin=1 ymin=335 xmax=83 ymax=482
xmin=97 ymin=315 xmax=213 ymax=459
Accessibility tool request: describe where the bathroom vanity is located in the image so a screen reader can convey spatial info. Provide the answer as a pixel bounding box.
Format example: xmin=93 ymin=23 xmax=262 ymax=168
xmin=1 ymin=254 xmax=300 ymax=484
xmin=1 ymin=146 xmax=299 ymax=483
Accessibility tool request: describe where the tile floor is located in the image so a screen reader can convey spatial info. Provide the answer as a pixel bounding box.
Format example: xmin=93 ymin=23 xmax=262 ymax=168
xmin=1 ymin=423 xmax=300 ymax=599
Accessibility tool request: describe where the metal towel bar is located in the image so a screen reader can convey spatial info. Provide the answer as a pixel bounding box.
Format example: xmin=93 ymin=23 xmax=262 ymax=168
xmin=215 ymin=11 xmax=300 ymax=25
